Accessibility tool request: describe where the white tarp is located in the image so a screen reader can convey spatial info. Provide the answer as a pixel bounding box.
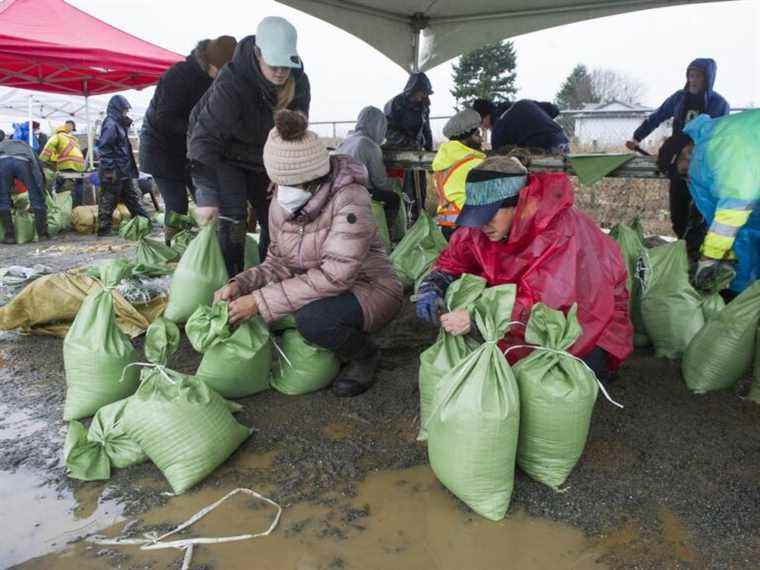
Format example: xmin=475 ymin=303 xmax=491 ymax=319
xmin=276 ymin=0 xmax=731 ymax=71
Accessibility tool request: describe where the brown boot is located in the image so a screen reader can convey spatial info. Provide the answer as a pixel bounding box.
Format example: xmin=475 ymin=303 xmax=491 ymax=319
xmin=0 ymin=210 xmax=15 ymax=244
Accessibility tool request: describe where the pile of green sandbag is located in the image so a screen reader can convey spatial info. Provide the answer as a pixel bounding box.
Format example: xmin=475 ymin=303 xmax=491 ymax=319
xmin=186 ymin=302 xmax=272 ymax=398
xmin=63 ymin=260 xmax=139 ymax=420
xmin=165 ymin=211 xmax=198 ymax=255
xmin=609 ymin=219 xmax=649 ymax=347
xmin=682 ymin=281 xmax=760 ymax=394
xmin=418 ymin=273 xmax=486 ymax=440
xmin=164 ymin=222 xmax=228 ymax=323
xmin=426 ymin=284 xmax=521 ymax=521
xmin=389 ymin=211 xmax=447 ymax=290
xmin=118 ymin=216 xmax=179 ymax=267
xmin=270 ymin=317 xmax=340 ymax=395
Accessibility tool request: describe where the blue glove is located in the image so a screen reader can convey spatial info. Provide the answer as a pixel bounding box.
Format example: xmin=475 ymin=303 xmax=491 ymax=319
xmin=415 ymin=290 xmax=443 ymax=325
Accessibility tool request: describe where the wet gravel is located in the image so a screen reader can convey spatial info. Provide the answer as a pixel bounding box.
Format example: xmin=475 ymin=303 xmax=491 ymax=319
xmin=1 ymin=232 xmax=760 ymax=569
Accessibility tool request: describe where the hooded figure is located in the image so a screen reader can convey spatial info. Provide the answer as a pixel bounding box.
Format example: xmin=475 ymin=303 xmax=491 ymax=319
xmin=629 ymin=58 xmax=730 ymax=251
xmin=141 ymin=36 xmax=236 ymax=241
xmin=383 ymin=72 xmax=434 ymax=151
xmin=416 ymin=160 xmax=633 ymax=380
xmin=188 ymin=19 xmax=311 ymax=275
xmin=96 ymin=94 xmax=150 ymax=235
xmin=214 ymin=110 xmax=403 ymax=398
xmin=336 ymin=106 xmax=400 ymax=223
xmin=490 ymin=99 xmax=567 ymax=153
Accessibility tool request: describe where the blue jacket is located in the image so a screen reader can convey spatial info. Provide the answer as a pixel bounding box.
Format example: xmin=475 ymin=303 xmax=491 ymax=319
xmin=97 ymin=95 xmax=138 ymax=180
xmin=633 ymin=58 xmax=729 ymax=142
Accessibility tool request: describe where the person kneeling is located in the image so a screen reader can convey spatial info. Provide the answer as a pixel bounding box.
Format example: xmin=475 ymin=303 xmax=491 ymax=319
xmin=415 ymin=157 xmax=633 ymax=381
xmin=214 ymin=110 xmax=404 ymax=397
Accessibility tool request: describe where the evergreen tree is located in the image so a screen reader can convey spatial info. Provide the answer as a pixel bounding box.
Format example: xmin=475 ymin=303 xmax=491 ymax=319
xmin=450 ymin=41 xmax=517 ymax=109
xmin=554 ymin=64 xmax=598 ymax=110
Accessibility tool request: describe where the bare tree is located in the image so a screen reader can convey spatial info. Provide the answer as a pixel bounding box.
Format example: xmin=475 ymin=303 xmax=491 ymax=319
xmin=590 ymin=68 xmax=646 ymax=105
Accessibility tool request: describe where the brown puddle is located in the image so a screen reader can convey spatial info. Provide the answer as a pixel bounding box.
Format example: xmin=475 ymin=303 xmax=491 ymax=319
xmin=17 ymin=465 xmax=607 ymax=570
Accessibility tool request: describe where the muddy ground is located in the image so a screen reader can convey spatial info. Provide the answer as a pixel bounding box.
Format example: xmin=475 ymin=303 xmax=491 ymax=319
xmin=1 ymin=228 xmax=760 ymax=569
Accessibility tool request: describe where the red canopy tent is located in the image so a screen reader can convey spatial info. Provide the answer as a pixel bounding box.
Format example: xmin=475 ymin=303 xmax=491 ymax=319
xmin=0 ymin=0 xmax=182 ymax=161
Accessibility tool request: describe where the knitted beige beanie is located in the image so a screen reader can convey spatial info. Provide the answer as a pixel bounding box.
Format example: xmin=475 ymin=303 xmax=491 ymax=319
xmin=263 ymin=110 xmax=330 ymax=185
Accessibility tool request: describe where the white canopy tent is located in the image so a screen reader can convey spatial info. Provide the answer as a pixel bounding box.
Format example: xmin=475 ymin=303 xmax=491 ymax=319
xmin=276 ymin=0 xmax=733 ymax=71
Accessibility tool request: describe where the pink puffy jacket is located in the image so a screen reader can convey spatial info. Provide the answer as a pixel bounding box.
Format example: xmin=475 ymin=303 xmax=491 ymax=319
xmin=233 ymin=155 xmax=403 ymax=332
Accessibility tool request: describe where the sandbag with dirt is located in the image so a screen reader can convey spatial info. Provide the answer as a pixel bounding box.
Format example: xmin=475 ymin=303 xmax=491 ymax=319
xmin=418 ymin=273 xmax=487 ymax=440
xmin=270 ymin=327 xmax=340 ymax=395
xmin=682 ymin=280 xmax=760 ymax=394
xmin=389 ymin=211 xmax=447 ymax=289
xmin=426 ymin=284 xmax=521 ymax=521
xmin=185 ymin=302 xmax=272 ymax=398
xmin=164 ymin=222 xmax=228 ymax=323
xmin=514 ymin=303 xmax=599 ymax=489
xmin=63 ymin=260 xmax=140 ymax=420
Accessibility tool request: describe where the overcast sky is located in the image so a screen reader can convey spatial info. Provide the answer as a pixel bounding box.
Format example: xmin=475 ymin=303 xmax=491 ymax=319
xmin=15 ymin=0 xmax=760 ymax=132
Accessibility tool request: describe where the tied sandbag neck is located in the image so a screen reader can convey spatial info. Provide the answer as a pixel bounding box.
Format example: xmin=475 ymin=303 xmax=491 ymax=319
xmin=503 ymin=344 xmax=624 ymax=409
xmin=120 ymin=361 xmax=176 ymax=385
xmin=270 ymin=335 xmax=293 ymax=369
xmin=88 ymin=487 xmax=282 ymax=570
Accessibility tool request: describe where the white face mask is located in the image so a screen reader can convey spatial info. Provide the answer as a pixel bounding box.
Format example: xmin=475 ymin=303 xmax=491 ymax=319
xmin=276 ymin=185 xmax=312 ymax=214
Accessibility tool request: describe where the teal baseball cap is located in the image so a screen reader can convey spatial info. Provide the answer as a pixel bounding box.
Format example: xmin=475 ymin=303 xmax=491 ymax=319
xmin=256 ymin=16 xmax=301 ymax=68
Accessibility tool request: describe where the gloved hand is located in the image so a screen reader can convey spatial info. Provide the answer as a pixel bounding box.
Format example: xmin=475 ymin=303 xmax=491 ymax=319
xmin=691 ymin=258 xmax=721 ymax=291
xmin=415 ymin=290 xmax=443 ymax=325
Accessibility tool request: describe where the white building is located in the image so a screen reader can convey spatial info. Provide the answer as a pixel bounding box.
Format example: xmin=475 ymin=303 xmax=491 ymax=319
xmin=569 ymin=100 xmax=672 ymax=151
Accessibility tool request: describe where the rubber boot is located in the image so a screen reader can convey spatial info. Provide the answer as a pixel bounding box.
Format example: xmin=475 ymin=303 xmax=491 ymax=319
xmin=0 ymin=210 xmax=16 ymax=244
xmin=332 ymin=340 xmax=380 ymax=398
xmin=33 ymin=209 xmax=49 ymax=240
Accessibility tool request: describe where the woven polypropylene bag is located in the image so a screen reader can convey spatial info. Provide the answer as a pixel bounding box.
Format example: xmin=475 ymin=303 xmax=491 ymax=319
xmin=122 ymin=365 xmax=251 ymax=494
xmin=609 ymin=220 xmax=649 ymax=347
xmin=270 ymin=329 xmax=340 ymax=395
xmin=389 ymin=211 xmax=448 ymax=289
xmin=682 ymin=281 xmax=760 ymax=394
xmin=63 ymin=260 xmax=139 ymax=420
xmin=164 ymin=223 xmax=228 ymax=323
xmin=514 ymin=304 xmax=598 ymax=489
xmin=244 ymin=233 xmax=260 ymax=269
xmin=418 ymin=273 xmax=486 ymax=440
xmin=136 ymin=238 xmax=180 ymax=266
xmin=118 ymin=216 xmax=151 ymax=241
xmin=749 ymin=328 xmax=760 ymax=404
xmin=426 ymin=284 xmax=520 ymax=521
xmin=371 ymin=200 xmax=392 ymax=252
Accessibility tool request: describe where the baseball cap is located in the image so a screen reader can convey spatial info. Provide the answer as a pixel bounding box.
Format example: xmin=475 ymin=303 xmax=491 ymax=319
xmin=256 ymin=17 xmax=301 ymax=68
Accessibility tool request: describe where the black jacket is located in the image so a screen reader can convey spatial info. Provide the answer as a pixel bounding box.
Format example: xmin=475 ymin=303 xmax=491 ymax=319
xmin=97 ymin=95 xmax=138 ymax=180
xmin=383 ymin=73 xmax=433 ymax=151
xmin=140 ymin=48 xmax=214 ymax=179
xmin=187 ymin=35 xmax=310 ymax=170
xmin=491 ymin=99 xmax=567 ymax=152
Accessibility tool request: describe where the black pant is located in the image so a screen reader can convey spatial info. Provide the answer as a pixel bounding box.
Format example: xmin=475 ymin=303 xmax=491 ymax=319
xmin=154 ymin=176 xmax=189 ymax=216
xmin=294 ymin=293 xmax=369 ymax=359
xmin=98 ymin=177 xmax=150 ymax=232
xmin=402 ymin=169 xmax=427 ymax=222
xmin=54 ymin=170 xmax=84 ymax=207
xmin=370 ymin=187 xmax=401 ymax=226
xmin=582 ymin=346 xmax=611 ymax=384
xmin=669 ymin=176 xmax=706 ymax=261
xmin=194 ymin=162 xmax=270 ymax=276
xmin=0 ymin=157 xmax=46 ymax=212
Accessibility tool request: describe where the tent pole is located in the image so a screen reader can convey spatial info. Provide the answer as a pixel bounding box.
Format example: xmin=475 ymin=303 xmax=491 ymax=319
xmin=28 ymin=94 xmax=33 ymax=146
xmin=84 ymin=82 xmax=94 ymax=170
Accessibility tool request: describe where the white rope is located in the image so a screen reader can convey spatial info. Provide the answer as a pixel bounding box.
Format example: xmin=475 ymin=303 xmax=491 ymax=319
xmin=88 ymin=488 xmax=282 ymax=570
xmin=504 ymin=344 xmax=624 ymax=409
xmin=120 ymin=361 xmax=176 ymax=385
xmin=270 ymin=336 xmax=292 ymax=369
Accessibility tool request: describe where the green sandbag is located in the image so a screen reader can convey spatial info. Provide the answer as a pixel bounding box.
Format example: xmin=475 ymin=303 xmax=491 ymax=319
xmin=63 ymin=260 xmax=139 ymax=420
xmin=118 ymin=216 xmax=151 ymax=241
xmin=64 ymin=421 xmax=110 ymax=481
xmin=186 ymin=303 xmax=272 ymax=398
xmin=389 ymin=180 xmax=407 ymax=241
xmin=749 ymin=328 xmax=760 ymax=404
xmin=418 ymin=273 xmax=487 ymax=440
xmin=389 ymin=211 xmax=448 ymax=289
xmin=514 ymin=304 xmax=598 ymax=489
xmin=145 ymin=317 xmax=180 ymax=365
xmin=270 ymin=329 xmax=340 ymax=395
xmin=271 ymin=314 xmax=297 ymax=332
xmin=426 ymin=284 xmax=520 ymax=521
xmin=609 ymin=220 xmax=649 ymax=347
xmin=136 ymin=237 xmax=180 ymax=266
xmin=165 ymin=211 xmax=197 ymax=230
xmin=14 ymin=209 xmax=36 ymax=244
xmin=122 ymin=364 xmax=251 ymax=494
xmin=55 ymin=190 xmax=73 ymax=229
xmin=46 ymin=191 xmax=68 ymax=236
xmin=170 ymin=229 xmax=194 ymax=256
xmin=682 ymin=281 xmax=760 ymax=394
xmin=639 ymin=242 xmax=705 ymax=359
xmin=153 ymin=212 xmax=165 ymax=227
xmin=164 ymin=223 xmax=229 ymax=323
xmin=371 ymin=200 xmax=392 ymax=252
xmin=244 ymin=233 xmax=260 ymax=269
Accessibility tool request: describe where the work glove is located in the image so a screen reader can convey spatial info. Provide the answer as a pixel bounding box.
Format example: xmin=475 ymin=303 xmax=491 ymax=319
xmin=414 ymin=290 xmax=444 ymax=325
xmin=691 ymin=258 xmax=722 ymax=292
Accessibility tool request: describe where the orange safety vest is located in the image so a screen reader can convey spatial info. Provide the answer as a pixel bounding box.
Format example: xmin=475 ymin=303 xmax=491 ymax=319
xmin=432 ymin=155 xmax=480 ymax=228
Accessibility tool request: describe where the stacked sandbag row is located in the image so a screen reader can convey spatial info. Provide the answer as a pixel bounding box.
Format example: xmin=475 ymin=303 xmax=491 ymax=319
xmin=421 ymin=277 xmax=600 ymax=521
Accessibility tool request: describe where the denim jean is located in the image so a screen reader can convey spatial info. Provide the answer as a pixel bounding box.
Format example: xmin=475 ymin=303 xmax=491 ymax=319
xmin=0 ymin=156 xmax=45 ymax=211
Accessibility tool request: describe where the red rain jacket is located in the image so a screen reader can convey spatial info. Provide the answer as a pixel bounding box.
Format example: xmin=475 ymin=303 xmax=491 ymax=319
xmin=434 ymin=172 xmax=633 ymax=370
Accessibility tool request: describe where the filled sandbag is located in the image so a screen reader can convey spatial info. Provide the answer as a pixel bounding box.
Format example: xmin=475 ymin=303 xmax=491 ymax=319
xmin=389 ymin=180 xmax=408 ymax=241
xmin=63 ymin=421 xmax=110 ymax=481
xmin=514 ymin=303 xmax=599 ymax=489
xmin=426 ymin=284 xmax=520 ymax=521
xmin=122 ymin=364 xmax=251 ymax=494
xmin=270 ymin=328 xmax=340 ymax=395
xmin=170 ymin=229 xmax=194 ymax=256
xmin=136 ymin=238 xmax=180 ymax=266
xmin=389 ymin=211 xmax=448 ymax=289
xmin=609 ymin=220 xmax=649 ymax=347
xmin=682 ymin=281 xmax=760 ymax=394
xmin=244 ymin=233 xmax=260 ymax=269
xmin=46 ymin=191 xmax=69 ymax=236
xmin=371 ymin=200 xmax=392 ymax=252
xmin=750 ymin=328 xmax=760 ymax=404
xmin=63 ymin=260 xmax=139 ymax=420
xmin=163 ymin=223 xmax=228 ymax=323
xmin=418 ymin=273 xmax=487 ymax=440
xmin=118 ymin=216 xmax=151 ymax=241
xmin=185 ymin=302 xmax=272 ymax=398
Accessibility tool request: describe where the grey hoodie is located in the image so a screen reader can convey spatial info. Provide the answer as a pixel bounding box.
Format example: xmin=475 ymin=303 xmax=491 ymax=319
xmin=336 ymin=106 xmax=394 ymax=193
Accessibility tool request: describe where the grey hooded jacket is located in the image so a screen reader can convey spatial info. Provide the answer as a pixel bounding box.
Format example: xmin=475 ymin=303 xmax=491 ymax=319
xmin=336 ymin=106 xmax=394 ymax=193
